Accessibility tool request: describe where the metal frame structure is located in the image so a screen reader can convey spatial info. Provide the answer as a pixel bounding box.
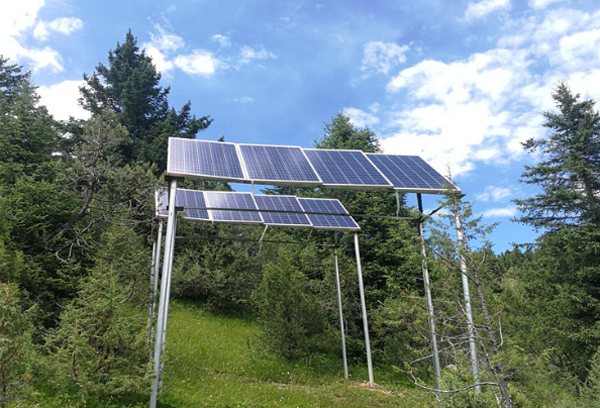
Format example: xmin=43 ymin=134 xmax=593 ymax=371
xmin=149 ymin=180 xmax=375 ymax=408
xmin=148 ymin=138 xmax=472 ymax=407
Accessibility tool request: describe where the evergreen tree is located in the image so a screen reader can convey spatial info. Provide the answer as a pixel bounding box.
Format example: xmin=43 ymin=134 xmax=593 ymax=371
xmin=511 ymin=83 xmax=600 ymax=382
xmin=0 ymin=283 xmax=34 ymax=405
xmin=514 ymin=82 xmax=600 ymax=231
xmin=80 ymin=30 xmax=212 ymax=173
xmin=47 ymin=226 xmax=151 ymax=396
xmin=0 ymin=56 xmax=30 ymax=104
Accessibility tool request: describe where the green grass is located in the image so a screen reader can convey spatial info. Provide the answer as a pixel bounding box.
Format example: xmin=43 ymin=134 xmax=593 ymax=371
xmin=17 ymin=301 xmax=433 ymax=407
xmin=158 ymin=301 xmax=430 ymax=408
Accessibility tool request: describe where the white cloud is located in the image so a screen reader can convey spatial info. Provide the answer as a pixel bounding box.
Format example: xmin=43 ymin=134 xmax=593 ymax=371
xmin=37 ymin=80 xmax=90 ymax=121
xmin=361 ymin=41 xmax=410 ymax=74
xmin=211 ymin=34 xmax=231 ymax=47
xmin=142 ymin=25 xmax=185 ymax=74
xmin=239 ymin=46 xmax=276 ymax=64
xmin=464 ymin=0 xmax=511 ymax=21
xmin=174 ymin=51 xmax=226 ymax=76
xmin=380 ymin=7 xmax=600 ymax=178
xmin=0 ymin=1 xmax=83 ymax=72
xmin=234 ymin=96 xmax=255 ymax=103
xmin=483 ymin=206 xmax=517 ymax=218
xmin=476 ymin=186 xmax=512 ymax=202
xmin=529 ymin=0 xmax=564 ymax=10
xmin=34 ymin=17 xmax=83 ymax=41
xmin=344 ymin=107 xmax=379 ymax=128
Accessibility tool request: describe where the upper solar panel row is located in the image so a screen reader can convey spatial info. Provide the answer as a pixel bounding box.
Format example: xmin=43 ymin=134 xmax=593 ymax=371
xmin=167 ymin=138 xmax=459 ymax=194
xmin=155 ymin=188 xmax=360 ymax=232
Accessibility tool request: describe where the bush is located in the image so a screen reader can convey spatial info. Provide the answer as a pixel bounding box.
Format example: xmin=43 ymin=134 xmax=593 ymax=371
xmin=46 ymin=226 xmax=151 ymax=397
xmin=252 ymin=245 xmax=332 ymax=360
xmin=0 ymin=283 xmax=34 ymax=406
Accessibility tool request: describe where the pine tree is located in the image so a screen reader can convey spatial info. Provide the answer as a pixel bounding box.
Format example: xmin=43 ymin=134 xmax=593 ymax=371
xmin=514 ymin=82 xmax=600 ymax=231
xmin=80 ymin=30 xmax=212 ymax=173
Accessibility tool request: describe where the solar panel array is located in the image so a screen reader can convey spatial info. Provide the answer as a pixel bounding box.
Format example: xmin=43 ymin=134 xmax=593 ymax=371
xmin=155 ymin=189 xmax=360 ymax=231
xmin=298 ymin=198 xmax=360 ymax=231
xmin=204 ymin=191 xmax=263 ymax=224
xmin=167 ymin=138 xmax=459 ymax=194
xmin=366 ymin=154 xmax=458 ymax=193
xmin=238 ymin=144 xmax=321 ymax=185
xmin=167 ymin=138 xmax=246 ymax=181
xmin=254 ymin=195 xmax=312 ymax=227
xmin=176 ymin=189 xmax=210 ymax=221
xmin=303 ymin=149 xmax=392 ymax=188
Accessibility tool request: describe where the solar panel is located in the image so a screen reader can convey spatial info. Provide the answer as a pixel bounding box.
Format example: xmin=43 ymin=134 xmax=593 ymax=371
xmin=203 ymin=191 xmax=263 ymax=224
xmin=167 ymin=138 xmax=246 ymax=181
xmin=366 ymin=154 xmax=460 ymax=194
xmin=253 ymin=195 xmax=312 ymax=228
xmin=176 ymin=189 xmax=210 ymax=221
xmin=298 ymin=198 xmax=360 ymax=231
xmin=238 ymin=144 xmax=322 ymax=185
xmin=303 ymin=149 xmax=392 ymax=189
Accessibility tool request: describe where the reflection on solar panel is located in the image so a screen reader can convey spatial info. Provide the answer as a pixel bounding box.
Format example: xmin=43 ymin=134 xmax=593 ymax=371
xmin=167 ymin=138 xmax=246 ymax=181
xmin=238 ymin=144 xmax=321 ymax=185
xmin=366 ymin=154 xmax=459 ymax=193
xmin=254 ymin=195 xmax=312 ymax=227
xmin=298 ymin=198 xmax=360 ymax=231
xmin=155 ymin=188 xmax=169 ymax=218
xmin=176 ymin=189 xmax=210 ymax=220
xmin=203 ymin=191 xmax=263 ymax=224
xmin=303 ymin=149 xmax=392 ymax=189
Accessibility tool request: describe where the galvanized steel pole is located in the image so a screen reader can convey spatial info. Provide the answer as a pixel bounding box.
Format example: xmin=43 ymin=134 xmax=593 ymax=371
xmin=333 ymin=233 xmax=349 ymax=379
xmin=454 ymin=197 xmax=480 ymax=393
xmin=354 ymin=233 xmax=374 ymax=386
xmin=150 ymin=180 xmax=178 ymax=408
xmin=417 ymin=194 xmax=442 ymax=389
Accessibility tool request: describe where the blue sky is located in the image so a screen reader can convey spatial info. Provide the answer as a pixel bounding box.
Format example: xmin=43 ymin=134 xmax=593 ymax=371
xmin=4 ymin=0 xmax=600 ymax=252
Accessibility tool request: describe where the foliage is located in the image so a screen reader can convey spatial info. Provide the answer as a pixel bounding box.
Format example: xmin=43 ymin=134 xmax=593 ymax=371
xmin=314 ymin=111 xmax=381 ymax=152
xmin=79 ymin=31 xmax=212 ymax=173
xmin=0 ymin=283 xmax=34 ymax=406
xmin=46 ymin=226 xmax=151 ymax=397
xmin=581 ymin=347 xmax=600 ymax=407
xmin=512 ymin=82 xmax=600 ymax=384
xmin=171 ymin=224 xmax=263 ymax=312
xmin=514 ymin=81 xmax=600 ymax=231
xmin=252 ymin=245 xmax=333 ymax=360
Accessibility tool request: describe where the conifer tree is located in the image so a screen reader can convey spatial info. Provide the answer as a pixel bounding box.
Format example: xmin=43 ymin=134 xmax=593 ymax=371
xmin=80 ymin=30 xmax=212 ymax=173
xmin=514 ymin=82 xmax=600 ymax=230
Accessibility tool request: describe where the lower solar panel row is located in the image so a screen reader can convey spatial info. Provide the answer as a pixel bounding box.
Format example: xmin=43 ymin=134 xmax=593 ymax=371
xmin=155 ymin=189 xmax=360 ymax=232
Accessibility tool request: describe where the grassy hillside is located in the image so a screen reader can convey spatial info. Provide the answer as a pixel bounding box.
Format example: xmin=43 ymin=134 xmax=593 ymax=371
xmin=159 ymin=302 xmax=430 ymax=408
xmin=21 ymin=301 xmax=433 ymax=407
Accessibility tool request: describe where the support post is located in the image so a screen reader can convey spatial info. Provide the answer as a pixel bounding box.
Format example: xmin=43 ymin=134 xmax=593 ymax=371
xmin=150 ymin=180 xmax=178 ymax=408
xmin=158 ymin=216 xmax=177 ymax=393
xmin=148 ymin=241 xmax=157 ymax=321
xmin=417 ymin=194 xmax=442 ymax=389
xmin=152 ymin=220 xmax=164 ymax=320
xmin=453 ymin=196 xmax=480 ymax=393
xmin=333 ymin=232 xmax=349 ymax=379
xmin=353 ymin=233 xmax=374 ymax=386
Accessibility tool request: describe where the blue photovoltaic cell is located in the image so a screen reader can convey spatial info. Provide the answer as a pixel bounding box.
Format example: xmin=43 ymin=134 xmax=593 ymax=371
xmin=366 ymin=154 xmax=459 ymax=193
xmin=167 ymin=138 xmax=246 ymax=181
xmin=254 ymin=195 xmax=312 ymax=227
xmin=298 ymin=198 xmax=360 ymax=231
xmin=303 ymin=149 xmax=392 ymax=188
xmin=203 ymin=191 xmax=263 ymax=223
xmin=239 ymin=144 xmax=321 ymax=184
xmin=176 ymin=189 xmax=210 ymax=220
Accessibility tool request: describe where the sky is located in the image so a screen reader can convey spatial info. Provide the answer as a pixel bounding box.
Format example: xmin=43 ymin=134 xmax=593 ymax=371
xmin=4 ymin=0 xmax=600 ymax=252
